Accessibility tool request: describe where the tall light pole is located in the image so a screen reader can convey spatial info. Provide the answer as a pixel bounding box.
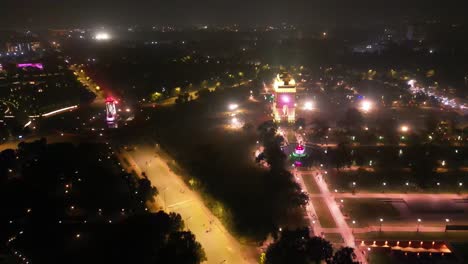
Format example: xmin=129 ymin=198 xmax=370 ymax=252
xmin=417 ymin=218 xmax=422 ymax=232
xmin=352 ymin=220 xmax=356 ymax=234
xmin=379 ymin=218 xmax=384 ymax=232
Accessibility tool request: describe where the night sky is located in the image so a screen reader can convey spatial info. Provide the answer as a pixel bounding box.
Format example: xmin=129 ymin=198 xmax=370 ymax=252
xmin=0 ymin=0 xmax=466 ymax=28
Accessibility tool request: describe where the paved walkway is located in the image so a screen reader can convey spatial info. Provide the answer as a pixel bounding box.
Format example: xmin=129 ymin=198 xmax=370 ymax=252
xmin=294 ymin=172 xmax=323 ymax=236
xmin=120 ymin=146 xmax=256 ymax=264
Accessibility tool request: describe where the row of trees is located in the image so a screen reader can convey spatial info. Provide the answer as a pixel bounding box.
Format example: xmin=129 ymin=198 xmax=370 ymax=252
xmin=265 ymin=228 xmax=358 ymax=264
xmin=0 ymin=140 xmax=206 ymax=264
xmin=258 ymin=121 xmax=309 ymax=207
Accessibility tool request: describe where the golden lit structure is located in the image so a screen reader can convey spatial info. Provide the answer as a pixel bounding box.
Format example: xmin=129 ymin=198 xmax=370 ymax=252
xmin=272 ymin=73 xmax=296 ymax=122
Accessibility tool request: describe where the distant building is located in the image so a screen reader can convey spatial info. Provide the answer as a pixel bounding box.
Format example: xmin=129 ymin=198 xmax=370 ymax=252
xmin=5 ymin=41 xmax=40 ymax=53
xmin=406 ymin=24 xmax=426 ymax=42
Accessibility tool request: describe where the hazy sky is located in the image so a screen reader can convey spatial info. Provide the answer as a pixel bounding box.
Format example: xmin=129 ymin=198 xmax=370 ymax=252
xmin=0 ymin=0 xmax=466 ymax=28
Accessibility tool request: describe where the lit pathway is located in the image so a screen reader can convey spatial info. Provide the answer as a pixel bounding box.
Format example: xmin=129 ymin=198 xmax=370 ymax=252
xmin=292 ymin=132 xmax=323 ymax=236
xmin=312 ymin=169 xmax=367 ymax=263
xmin=293 ymin=132 xmax=365 ymax=262
xmin=294 ymin=172 xmax=323 ymax=236
xmin=120 ymin=146 xmax=255 ymax=264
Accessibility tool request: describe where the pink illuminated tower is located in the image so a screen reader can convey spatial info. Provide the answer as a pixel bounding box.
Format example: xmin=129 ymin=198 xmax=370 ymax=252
xmin=272 ymin=73 xmax=296 ymax=122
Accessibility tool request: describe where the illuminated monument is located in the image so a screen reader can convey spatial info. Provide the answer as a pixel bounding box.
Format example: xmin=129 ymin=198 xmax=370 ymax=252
xmin=105 ymin=97 xmax=118 ymax=122
xmin=272 ymin=73 xmax=296 ymax=122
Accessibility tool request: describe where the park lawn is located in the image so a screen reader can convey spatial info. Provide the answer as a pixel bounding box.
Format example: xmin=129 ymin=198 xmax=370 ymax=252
xmin=323 ymin=233 xmax=344 ymax=244
xmin=339 ymin=199 xmax=401 ymax=227
xmin=302 ymin=174 xmax=320 ymax=194
xmin=450 ymin=242 xmax=468 ymax=262
xmin=356 ymin=231 xmax=468 ymax=243
xmin=368 ymin=250 xmax=397 ymax=264
xmin=310 ymin=197 xmax=336 ymax=228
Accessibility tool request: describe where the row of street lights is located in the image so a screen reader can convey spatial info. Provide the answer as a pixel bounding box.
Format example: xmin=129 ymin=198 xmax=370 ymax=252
xmin=374 ymin=217 xmax=453 ymax=233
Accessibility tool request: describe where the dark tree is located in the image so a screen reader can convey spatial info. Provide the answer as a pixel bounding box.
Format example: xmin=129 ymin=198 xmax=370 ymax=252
xmin=306 ymin=236 xmax=333 ymax=263
xmin=258 ymin=121 xmax=286 ymax=171
xmin=162 ymin=231 xmax=207 ymax=264
xmin=425 ymin=115 xmax=439 ymax=133
xmin=310 ymin=117 xmax=329 ymax=140
xmin=376 ymin=117 xmax=398 ymax=144
xmin=331 ymin=247 xmax=358 ymax=264
xmin=93 ymin=212 xmax=206 ymax=264
xmin=137 ymin=176 xmax=158 ymax=202
xmin=295 ymin=118 xmax=306 ymax=130
xmin=265 ymin=228 xmax=333 ymax=264
xmin=339 ymin=108 xmax=364 ymax=132
xmin=333 ymin=142 xmax=352 ymax=170
xmin=407 ymin=144 xmax=437 ymax=188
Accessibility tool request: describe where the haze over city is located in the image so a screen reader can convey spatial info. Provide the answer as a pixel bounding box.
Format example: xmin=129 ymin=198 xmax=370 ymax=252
xmin=1 ymin=0 xmax=467 ymax=28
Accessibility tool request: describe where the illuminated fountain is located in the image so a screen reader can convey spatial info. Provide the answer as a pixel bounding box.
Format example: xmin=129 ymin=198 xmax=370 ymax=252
xmin=292 ymin=144 xmax=307 ymax=158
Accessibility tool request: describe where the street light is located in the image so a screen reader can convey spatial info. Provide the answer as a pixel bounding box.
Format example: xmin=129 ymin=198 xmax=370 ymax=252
xmin=228 ymin=103 xmax=238 ymax=110
xmin=400 ymin=125 xmax=409 ymax=133
xmin=304 ymin=101 xmax=314 ymax=111
xmin=379 ymin=218 xmax=384 ymax=232
xmin=95 ymin=32 xmax=111 ymax=40
xmin=417 ymin=218 xmax=422 ymax=232
xmin=352 ymin=220 xmax=356 ymax=234
xmin=360 ymin=100 xmax=373 ymax=112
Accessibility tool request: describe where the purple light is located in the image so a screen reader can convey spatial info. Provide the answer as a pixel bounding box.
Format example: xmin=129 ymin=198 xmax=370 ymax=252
xmin=282 ymin=95 xmax=290 ymax=103
xmin=17 ymin=63 xmax=44 ymax=70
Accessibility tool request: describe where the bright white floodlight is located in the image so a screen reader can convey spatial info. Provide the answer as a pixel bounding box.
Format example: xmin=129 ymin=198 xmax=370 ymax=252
xmin=360 ymin=100 xmax=372 ymax=112
xmin=228 ymin=103 xmax=239 ymax=111
xmin=304 ymin=101 xmax=313 ymax=111
xmin=95 ymin=32 xmax=111 ymax=40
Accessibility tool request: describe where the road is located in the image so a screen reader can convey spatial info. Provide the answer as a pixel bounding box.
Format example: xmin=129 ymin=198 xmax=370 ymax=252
xmin=293 ymin=172 xmax=323 ymax=236
xmin=122 ymin=145 xmax=255 ymax=264
xmin=293 ymin=132 xmax=366 ymax=263
xmin=312 ymin=193 xmax=467 ymax=199
xmin=310 ymin=169 xmax=367 ymax=264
